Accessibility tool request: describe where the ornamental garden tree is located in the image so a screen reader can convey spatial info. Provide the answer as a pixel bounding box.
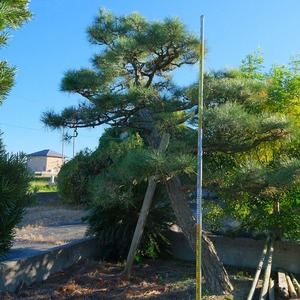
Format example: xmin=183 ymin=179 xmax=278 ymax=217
xmin=42 ymin=8 xmax=233 ymax=294
xmin=41 ymin=10 xmax=300 ymax=294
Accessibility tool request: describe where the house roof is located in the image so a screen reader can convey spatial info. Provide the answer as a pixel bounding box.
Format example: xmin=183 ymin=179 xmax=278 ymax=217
xmin=28 ymin=149 xmax=64 ymax=158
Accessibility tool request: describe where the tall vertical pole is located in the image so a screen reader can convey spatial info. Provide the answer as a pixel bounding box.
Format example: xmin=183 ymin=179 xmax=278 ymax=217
xmin=73 ymin=129 xmax=76 ymax=158
xmin=73 ymin=127 xmax=77 ymax=158
xmin=61 ymin=126 xmax=65 ymax=165
xmin=196 ymin=15 xmax=205 ymax=300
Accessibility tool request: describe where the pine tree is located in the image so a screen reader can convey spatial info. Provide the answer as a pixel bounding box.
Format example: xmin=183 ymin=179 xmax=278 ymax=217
xmin=42 ymin=9 xmax=233 ymax=293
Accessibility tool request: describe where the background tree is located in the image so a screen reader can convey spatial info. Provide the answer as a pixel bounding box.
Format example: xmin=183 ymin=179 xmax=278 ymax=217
xmin=42 ymin=9 xmax=233 ymax=294
xmin=0 ymin=0 xmax=33 ymax=257
xmin=202 ymin=52 xmax=300 ymax=243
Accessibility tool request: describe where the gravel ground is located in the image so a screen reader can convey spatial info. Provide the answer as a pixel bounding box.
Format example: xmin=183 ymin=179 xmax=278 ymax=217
xmin=4 ymin=223 xmax=88 ymax=261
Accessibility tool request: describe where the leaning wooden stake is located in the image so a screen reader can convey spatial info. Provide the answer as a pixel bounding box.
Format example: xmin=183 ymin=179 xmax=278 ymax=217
xmin=122 ymin=133 xmax=170 ymax=277
xmin=259 ymin=238 xmax=274 ymax=300
xmin=247 ymin=236 xmax=270 ymax=300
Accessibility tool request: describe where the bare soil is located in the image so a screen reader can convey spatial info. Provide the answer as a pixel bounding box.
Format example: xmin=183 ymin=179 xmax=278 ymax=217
xmin=0 ymin=259 xmax=257 ymax=300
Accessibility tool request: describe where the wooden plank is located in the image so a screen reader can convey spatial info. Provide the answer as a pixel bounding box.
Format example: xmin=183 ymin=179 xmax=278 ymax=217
xmin=278 ymin=269 xmax=289 ymax=299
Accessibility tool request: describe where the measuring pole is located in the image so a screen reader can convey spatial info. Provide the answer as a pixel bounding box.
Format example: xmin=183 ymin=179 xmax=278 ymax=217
xmin=196 ymin=15 xmax=205 ymax=300
xmin=61 ymin=126 xmax=65 ymax=165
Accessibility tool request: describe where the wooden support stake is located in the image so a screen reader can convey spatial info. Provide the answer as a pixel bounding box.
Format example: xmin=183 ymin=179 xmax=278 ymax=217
xmin=286 ymin=273 xmax=298 ymax=299
xmin=247 ymin=236 xmax=270 ymax=300
xmin=259 ymin=238 xmax=274 ymax=300
xmin=122 ymin=133 xmax=170 ymax=278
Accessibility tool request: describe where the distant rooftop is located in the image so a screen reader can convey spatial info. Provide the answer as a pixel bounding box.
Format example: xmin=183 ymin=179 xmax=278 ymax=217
xmin=28 ymin=149 xmax=64 ymax=158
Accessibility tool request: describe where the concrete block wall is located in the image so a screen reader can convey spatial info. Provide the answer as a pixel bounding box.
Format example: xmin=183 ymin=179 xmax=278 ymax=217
xmin=0 ymin=237 xmax=101 ymax=293
xmin=169 ymin=231 xmax=300 ymax=274
xmin=210 ymin=235 xmax=300 ymax=274
xmin=1 ymin=231 xmax=299 ymax=293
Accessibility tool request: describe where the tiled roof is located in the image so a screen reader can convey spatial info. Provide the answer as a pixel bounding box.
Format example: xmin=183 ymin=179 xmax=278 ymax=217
xmin=28 ymin=149 xmax=64 ymax=158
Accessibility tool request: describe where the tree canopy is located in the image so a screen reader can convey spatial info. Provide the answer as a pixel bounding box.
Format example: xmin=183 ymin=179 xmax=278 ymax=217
xmin=42 ymin=9 xmax=300 ymax=294
xmin=43 ymin=9 xmax=235 ymax=294
xmin=0 ymin=0 xmax=33 ymax=258
xmin=42 ymin=8 xmax=200 ymax=138
xmin=202 ymin=51 xmax=300 ymax=242
xmin=0 ymin=0 xmax=32 ymax=103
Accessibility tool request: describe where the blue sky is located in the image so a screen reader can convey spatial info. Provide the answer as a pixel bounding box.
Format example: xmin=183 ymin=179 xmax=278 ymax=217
xmin=1 ymin=0 xmax=300 ymax=159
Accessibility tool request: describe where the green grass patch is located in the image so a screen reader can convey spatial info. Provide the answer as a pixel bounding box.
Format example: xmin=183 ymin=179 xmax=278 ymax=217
xmin=30 ymin=176 xmax=58 ymax=193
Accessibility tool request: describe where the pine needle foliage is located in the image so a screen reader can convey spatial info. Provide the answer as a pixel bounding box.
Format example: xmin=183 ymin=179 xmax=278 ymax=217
xmin=0 ymin=0 xmax=32 ymax=103
xmin=86 ymin=178 xmax=174 ymax=259
xmin=0 ymin=139 xmax=33 ymax=258
xmin=0 ymin=1 xmax=32 ymax=258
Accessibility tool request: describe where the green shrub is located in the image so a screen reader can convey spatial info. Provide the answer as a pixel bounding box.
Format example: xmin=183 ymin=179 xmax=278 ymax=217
xmin=58 ymin=131 xmax=175 ymax=259
xmin=0 ymin=147 xmax=33 ymax=257
xmin=57 ymin=149 xmax=110 ymax=205
xmin=57 ymin=151 xmax=91 ymax=205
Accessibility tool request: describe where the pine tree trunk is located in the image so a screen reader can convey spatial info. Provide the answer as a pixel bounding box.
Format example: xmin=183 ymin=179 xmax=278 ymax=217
xmin=137 ymin=107 xmax=233 ymax=294
xmin=166 ymin=176 xmax=233 ymax=294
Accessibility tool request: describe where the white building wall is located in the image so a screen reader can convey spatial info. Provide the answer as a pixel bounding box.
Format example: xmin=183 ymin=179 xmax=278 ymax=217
xmin=27 ymin=156 xmax=64 ymax=175
xmin=46 ymin=157 xmax=64 ymax=173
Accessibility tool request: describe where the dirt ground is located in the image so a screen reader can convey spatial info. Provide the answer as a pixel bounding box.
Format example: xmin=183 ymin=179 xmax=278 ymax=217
xmin=0 ymin=258 xmax=258 ymax=300
xmin=1 ymin=195 xmax=262 ymax=299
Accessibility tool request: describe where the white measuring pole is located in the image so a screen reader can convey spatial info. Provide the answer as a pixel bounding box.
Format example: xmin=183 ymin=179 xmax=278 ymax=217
xmin=196 ymin=15 xmax=205 ymax=300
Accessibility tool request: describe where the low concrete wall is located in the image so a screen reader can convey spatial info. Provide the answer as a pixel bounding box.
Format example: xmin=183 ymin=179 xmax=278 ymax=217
xmin=169 ymin=231 xmax=300 ymax=274
xmin=1 ymin=231 xmax=299 ymax=293
xmin=211 ymin=235 xmax=300 ymax=274
xmin=0 ymin=237 xmax=102 ymax=293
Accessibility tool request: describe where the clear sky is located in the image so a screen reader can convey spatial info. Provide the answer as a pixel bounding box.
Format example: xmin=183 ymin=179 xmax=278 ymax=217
xmin=1 ymin=0 xmax=300 ymax=159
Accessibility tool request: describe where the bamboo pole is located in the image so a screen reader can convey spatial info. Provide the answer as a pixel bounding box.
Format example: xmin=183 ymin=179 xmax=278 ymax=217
xmin=196 ymin=14 xmax=205 ymax=300
xmin=259 ymin=238 xmax=274 ymax=300
xmin=247 ymin=236 xmax=270 ymax=300
xmin=122 ymin=133 xmax=170 ymax=277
